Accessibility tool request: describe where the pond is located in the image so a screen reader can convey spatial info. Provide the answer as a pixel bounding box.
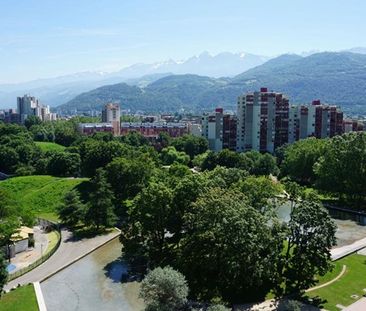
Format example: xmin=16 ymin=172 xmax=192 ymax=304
xmin=276 ymin=202 xmax=366 ymax=247
xmin=41 ymin=238 xmax=144 ymax=311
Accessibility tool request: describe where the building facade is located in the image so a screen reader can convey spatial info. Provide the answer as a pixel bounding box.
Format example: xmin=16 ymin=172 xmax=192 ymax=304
xmin=78 ymin=123 xmax=114 ymax=135
xmin=202 ymin=108 xmax=237 ymax=152
xmin=17 ymin=94 xmax=56 ymax=123
xmin=102 ymin=103 xmax=120 ymax=136
xmin=236 ymin=88 xmax=290 ymax=153
xmin=121 ymin=122 xmax=188 ymax=139
xmin=236 ymin=89 xmax=345 ymax=153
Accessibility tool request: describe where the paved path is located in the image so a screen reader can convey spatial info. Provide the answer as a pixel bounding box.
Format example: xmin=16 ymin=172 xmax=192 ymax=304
xmin=5 ymin=228 xmax=120 ymax=291
xmin=331 ymin=237 xmax=366 ymax=260
xmin=344 ymin=298 xmax=366 ymax=311
xmin=306 ymin=265 xmax=347 ymax=292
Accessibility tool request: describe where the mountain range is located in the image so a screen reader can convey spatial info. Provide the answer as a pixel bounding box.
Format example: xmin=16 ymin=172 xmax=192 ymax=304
xmin=59 ymin=52 xmax=366 ymax=115
xmin=0 ymin=51 xmax=268 ymax=108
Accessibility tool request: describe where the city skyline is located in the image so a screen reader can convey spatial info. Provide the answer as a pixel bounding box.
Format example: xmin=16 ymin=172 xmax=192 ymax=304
xmin=1 ymin=0 xmax=366 ymax=83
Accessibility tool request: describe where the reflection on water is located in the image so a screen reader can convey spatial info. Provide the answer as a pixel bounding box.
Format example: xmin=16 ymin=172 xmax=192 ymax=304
xmin=41 ymin=238 xmax=144 ymax=311
xmin=276 ymin=202 xmax=366 ymax=247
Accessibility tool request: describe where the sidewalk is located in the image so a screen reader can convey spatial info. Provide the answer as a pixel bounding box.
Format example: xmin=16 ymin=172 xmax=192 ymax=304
xmin=5 ymin=228 xmax=120 ymax=291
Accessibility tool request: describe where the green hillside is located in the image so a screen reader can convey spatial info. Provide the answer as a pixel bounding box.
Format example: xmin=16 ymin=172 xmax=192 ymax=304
xmin=35 ymin=141 xmax=66 ymax=152
xmin=0 ymin=175 xmax=88 ymax=222
xmin=58 ymin=52 xmax=366 ymax=115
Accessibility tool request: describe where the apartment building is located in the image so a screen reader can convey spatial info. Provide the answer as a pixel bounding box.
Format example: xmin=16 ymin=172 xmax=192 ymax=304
xmin=121 ymin=122 xmax=188 ymax=139
xmin=236 ymin=89 xmax=344 ymax=153
xmin=236 ymin=88 xmax=290 ymax=153
xmin=202 ymin=108 xmax=237 ymax=152
xmin=299 ymin=100 xmax=343 ymax=139
xmin=17 ymin=94 xmax=56 ymax=123
xmin=102 ymin=103 xmax=120 ymax=136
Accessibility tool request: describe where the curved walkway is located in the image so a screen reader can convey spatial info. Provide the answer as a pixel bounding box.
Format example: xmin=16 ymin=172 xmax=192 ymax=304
xmin=331 ymin=237 xmax=366 ymax=260
xmin=306 ymin=264 xmax=347 ymax=292
xmin=5 ymin=228 xmax=120 ymax=291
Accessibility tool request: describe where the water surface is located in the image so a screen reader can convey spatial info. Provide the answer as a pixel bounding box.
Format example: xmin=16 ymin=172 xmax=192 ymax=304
xmin=41 ymin=238 xmax=144 ymax=311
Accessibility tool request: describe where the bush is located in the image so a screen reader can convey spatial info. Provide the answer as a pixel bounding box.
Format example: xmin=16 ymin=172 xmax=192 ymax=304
xmin=140 ymin=266 xmax=189 ymax=311
xmin=206 ymin=305 xmax=231 ymax=311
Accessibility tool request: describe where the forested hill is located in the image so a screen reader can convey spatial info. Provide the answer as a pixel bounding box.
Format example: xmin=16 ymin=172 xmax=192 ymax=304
xmin=58 ymin=52 xmax=366 ymax=114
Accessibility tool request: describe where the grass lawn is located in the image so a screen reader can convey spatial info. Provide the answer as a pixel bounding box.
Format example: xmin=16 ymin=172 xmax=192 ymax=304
xmin=45 ymin=230 xmax=61 ymax=255
xmin=0 ymin=175 xmax=88 ymax=220
xmin=307 ymin=254 xmax=366 ymax=311
xmin=35 ymin=141 xmax=65 ymax=152
xmin=0 ymin=285 xmax=38 ymax=311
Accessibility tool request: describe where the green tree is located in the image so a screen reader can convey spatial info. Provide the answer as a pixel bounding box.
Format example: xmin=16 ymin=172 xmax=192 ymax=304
xmin=0 ymin=252 xmax=8 ymax=294
xmin=236 ymin=176 xmax=282 ymax=211
xmin=140 ymin=266 xmax=189 ymax=311
xmin=57 ymin=190 xmax=85 ymax=228
xmin=160 ymin=146 xmax=189 ymax=166
xmin=315 ymin=132 xmax=366 ymax=203
xmin=172 ymin=135 xmax=208 ymax=159
xmin=105 ymin=156 xmax=154 ymax=203
xmin=85 ymin=169 xmax=117 ymax=230
xmin=281 ymin=200 xmax=336 ymax=294
xmin=206 ymin=305 xmax=231 ymax=311
xmin=122 ymin=182 xmax=173 ymax=267
xmin=0 ymin=147 xmax=19 ymax=174
xmin=246 ymin=151 xmax=279 ymax=176
xmin=281 ymin=138 xmax=325 ymax=184
xmin=180 ymin=188 xmax=283 ymax=302
xmin=47 ymin=152 xmax=80 ymax=177
xmin=79 ymin=140 xmax=128 ymax=176
xmin=24 ymin=115 xmax=42 ymax=130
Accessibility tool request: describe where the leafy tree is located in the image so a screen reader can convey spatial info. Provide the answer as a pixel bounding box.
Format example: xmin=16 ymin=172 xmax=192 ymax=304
xmin=57 ymin=190 xmax=85 ymax=228
xmin=280 ymin=200 xmax=336 ymax=294
xmin=206 ymin=305 xmax=231 ymax=311
xmin=154 ymin=132 xmax=172 ymax=151
xmin=236 ymin=176 xmax=282 ymax=211
xmin=24 ymin=115 xmax=42 ymax=130
xmin=160 ymin=146 xmax=189 ymax=166
xmin=140 ymin=266 xmax=188 ymax=311
xmin=315 ymin=132 xmax=366 ymax=203
xmin=0 ymin=147 xmax=19 ymax=174
xmin=79 ymin=140 xmax=128 ymax=176
xmin=85 ymin=169 xmax=117 ymax=230
xmin=205 ymin=166 xmax=248 ymax=189
xmin=246 ymin=151 xmax=279 ymax=176
xmin=47 ymin=152 xmax=81 ymax=177
xmin=180 ymin=188 xmax=283 ymax=302
xmin=281 ymin=138 xmax=325 ymax=184
xmin=172 ymin=135 xmax=208 ymax=159
xmin=121 ymin=131 xmax=150 ymax=147
xmin=105 ymin=156 xmax=154 ymax=203
xmin=122 ymin=182 xmax=173 ymax=267
xmin=0 ymin=252 xmax=8 ymax=294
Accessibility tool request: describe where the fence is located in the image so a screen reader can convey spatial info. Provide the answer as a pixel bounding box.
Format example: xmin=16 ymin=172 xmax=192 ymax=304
xmin=7 ymin=219 xmax=61 ymax=282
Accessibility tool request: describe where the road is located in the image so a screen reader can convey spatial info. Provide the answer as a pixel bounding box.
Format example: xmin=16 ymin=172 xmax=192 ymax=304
xmin=5 ymin=228 xmax=120 ymax=291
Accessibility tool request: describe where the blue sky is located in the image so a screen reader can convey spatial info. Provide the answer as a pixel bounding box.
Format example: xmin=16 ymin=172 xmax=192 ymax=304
xmin=1 ymin=0 xmax=365 ymax=83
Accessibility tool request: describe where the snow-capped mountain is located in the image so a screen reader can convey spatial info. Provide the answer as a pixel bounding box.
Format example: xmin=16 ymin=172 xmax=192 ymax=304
xmin=0 ymin=51 xmax=269 ymax=108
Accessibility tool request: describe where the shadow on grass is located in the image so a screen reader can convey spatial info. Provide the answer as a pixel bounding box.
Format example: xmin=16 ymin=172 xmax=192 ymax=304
xmin=301 ymin=295 xmax=327 ymax=310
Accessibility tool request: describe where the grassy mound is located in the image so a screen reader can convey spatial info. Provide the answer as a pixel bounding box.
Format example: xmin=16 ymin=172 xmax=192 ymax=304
xmin=0 ymin=175 xmax=88 ymax=222
xmin=35 ymin=141 xmax=65 ymax=152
